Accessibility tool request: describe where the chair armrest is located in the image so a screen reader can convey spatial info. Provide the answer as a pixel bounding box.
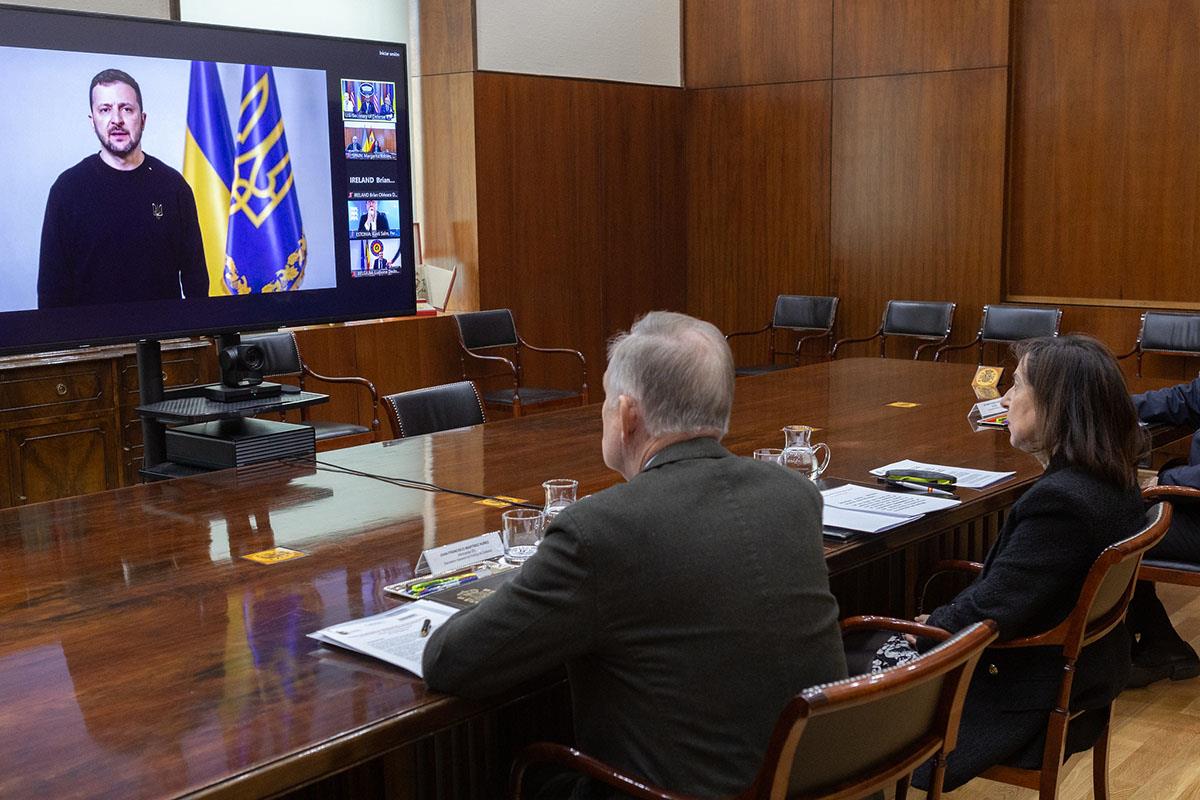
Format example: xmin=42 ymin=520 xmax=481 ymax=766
xmin=509 ymin=743 xmax=689 ymax=800
xmin=725 ymin=322 xmax=772 ymax=341
xmin=918 ymin=560 xmax=984 ymax=615
xmin=1143 ymin=485 xmax=1200 ymax=503
xmin=831 ymin=332 xmax=881 ymax=359
xmin=301 ymin=367 xmax=381 ymax=436
xmin=913 ymin=339 xmax=950 ymax=361
xmin=793 ymin=330 xmax=834 ymax=360
xmin=1116 ymin=344 xmax=1139 ymax=360
xmin=933 ymin=337 xmax=981 ymax=362
xmin=462 ymin=349 xmax=519 ymax=377
xmin=518 ymin=339 xmax=587 ymax=365
xmin=841 ymin=615 xmax=953 ymax=642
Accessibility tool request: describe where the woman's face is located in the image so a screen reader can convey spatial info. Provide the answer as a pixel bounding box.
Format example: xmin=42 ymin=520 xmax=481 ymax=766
xmin=1002 ymin=358 xmax=1041 ymax=454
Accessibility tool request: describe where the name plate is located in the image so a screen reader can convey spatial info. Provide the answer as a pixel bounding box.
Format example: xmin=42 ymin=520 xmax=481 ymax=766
xmin=416 ymin=531 xmax=504 ymax=576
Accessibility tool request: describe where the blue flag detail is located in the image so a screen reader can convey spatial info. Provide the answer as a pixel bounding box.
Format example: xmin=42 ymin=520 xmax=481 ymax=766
xmin=225 ymin=65 xmax=306 ymax=294
xmin=183 ymin=61 xmax=235 ymax=296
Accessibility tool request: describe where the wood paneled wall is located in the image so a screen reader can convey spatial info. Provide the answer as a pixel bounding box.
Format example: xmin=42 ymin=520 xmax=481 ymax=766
xmin=472 ymin=73 xmax=686 ymax=389
xmin=685 ymin=0 xmax=1011 ymax=364
xmin=1005 ymin=0 xmax=1200 ymax=381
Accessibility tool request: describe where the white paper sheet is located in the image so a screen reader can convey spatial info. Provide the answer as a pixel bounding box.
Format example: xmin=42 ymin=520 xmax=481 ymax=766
xmin=823 ymin=483 xmax=960 ymax=515
xmin=868 ymin=459 xmax=1015 ymax=490
xmin=308 ymin=599 xmax=459 ymax=677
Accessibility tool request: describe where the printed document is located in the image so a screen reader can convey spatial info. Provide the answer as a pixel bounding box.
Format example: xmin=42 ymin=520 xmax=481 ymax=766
xmin=869 ymin=459 xmax=1015 ymax=489
xmin=309 ymin=599 xmax=459 ymax=677
xmin=822 ymin=483 xmax=959 ymax=536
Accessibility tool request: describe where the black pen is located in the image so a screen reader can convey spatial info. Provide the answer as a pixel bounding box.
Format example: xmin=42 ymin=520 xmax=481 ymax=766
xmin=419 ymin=618 xmax=432 ymax=638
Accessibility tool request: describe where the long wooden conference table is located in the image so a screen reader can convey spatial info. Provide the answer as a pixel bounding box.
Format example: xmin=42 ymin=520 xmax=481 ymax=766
xmin=0 ymin=358 xmax=1174 ymax=799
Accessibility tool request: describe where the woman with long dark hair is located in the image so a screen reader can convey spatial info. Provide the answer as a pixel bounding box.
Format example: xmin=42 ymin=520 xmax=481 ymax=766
xmin=911 ymin=334 xmax=1146 ymax=790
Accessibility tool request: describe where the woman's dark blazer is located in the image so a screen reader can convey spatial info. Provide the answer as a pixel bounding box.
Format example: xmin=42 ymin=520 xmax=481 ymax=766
xmin=918 ymin=456 xmax=1144 ymax=791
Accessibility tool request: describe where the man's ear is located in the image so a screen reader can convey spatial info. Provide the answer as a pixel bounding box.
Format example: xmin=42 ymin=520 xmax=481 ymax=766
xmin=618 ymin=395 xmax=640 ymax=440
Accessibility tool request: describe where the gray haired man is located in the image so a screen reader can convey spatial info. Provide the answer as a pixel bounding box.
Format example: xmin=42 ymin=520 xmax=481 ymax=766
xmin=423 ymin=311 xmax=846 ymax=799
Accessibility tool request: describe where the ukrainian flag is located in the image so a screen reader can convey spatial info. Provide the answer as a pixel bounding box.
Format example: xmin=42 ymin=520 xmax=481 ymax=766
xmin=225 ymin=65 xmax=306 ymax=294
xmin=182 ymin=61 xmax=235 ymax=296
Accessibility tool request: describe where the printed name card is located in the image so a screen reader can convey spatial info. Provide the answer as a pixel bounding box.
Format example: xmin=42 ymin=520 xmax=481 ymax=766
xmin=416 ymin=531 xmax=504 ymax=576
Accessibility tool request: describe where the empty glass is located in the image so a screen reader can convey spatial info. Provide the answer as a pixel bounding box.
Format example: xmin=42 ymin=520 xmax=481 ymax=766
xmin=542 ymin=478 xmax=578 ymax=523
xmin=502 ymin=508 xmax=545 ymax=564
xmin=752 ymin=448 xmax=784 ymax=464
xmin=781 ymin=425 xmax=831 ymax=480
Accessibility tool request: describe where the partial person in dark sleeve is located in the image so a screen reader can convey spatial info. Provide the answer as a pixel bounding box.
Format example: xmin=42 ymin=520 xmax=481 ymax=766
xmin=422 ymin=312 xmax=847 ymax=800
xmin=907 ymin=335 xmax=1146 ymax=792
xmin=1127 ymin=376 xmax=1200 ymax=686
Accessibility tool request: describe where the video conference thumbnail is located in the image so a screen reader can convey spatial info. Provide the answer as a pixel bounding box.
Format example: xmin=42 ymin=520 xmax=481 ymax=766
xmin=344 ymin=124 xmax=397 ymax=160
xmin=348 ymin=198 xmax=400 ymax=237
xmin=349 ymin=238 xmax=404 ymax=277
xmin=341 ymin=79 xmax=396 ymax=123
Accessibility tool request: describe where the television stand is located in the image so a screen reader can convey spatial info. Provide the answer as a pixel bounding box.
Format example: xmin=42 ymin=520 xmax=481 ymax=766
xmin=135 ymin=339 xmax=328 ymax=480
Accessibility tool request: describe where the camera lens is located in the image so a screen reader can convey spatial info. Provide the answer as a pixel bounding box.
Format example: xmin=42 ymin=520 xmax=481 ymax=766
xmin=240 ymin=344 xmax=266 ymax=372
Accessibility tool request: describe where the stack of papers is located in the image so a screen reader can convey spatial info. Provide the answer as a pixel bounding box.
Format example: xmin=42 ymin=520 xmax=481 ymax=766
xmin=868 ymin=459 xmax=1015 ymax=489
xmin=309 ymin=599 xmax=459 ymax=677
xmin=822 ymin=483 xmax=959 ymax=537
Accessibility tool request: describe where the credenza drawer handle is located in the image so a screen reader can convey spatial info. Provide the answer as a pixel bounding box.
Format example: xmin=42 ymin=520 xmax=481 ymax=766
xmin=55 ymin=383 xmax=67 ymax=396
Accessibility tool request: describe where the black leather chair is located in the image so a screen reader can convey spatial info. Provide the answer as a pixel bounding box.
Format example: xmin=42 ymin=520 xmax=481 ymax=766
xmin=832 ymin=300 xmax=956 ymax=360
xmin=725 ymin=295 xmax=839 ymax=376
xmin=1119 ymin=310 xmax=1200 ymax=377
xmin=382 ymin=381 xmax=486 ymax=439
xmin=935 ymin=304 xmax=1062 ymax=364
xmin=454 ymin=309 xmax=588 ymax=418
xmin=240 ymin=331 xmax=380 ymax=445
xmin=1140 ymin=485 xmax=1200 ymax=587
xmin=510 ymin=618 xmax=997 ymax=800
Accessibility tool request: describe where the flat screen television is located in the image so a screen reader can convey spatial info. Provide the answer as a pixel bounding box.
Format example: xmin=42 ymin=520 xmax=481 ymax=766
xmin=0 ymin=4 xmax=416 ymax=357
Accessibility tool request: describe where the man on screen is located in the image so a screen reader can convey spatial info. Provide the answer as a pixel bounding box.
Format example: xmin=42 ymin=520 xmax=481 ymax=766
xmin=356 ymin=199 xmax=390 ymax=234
xmin=37 ymin=69 xmax=207 ymax=308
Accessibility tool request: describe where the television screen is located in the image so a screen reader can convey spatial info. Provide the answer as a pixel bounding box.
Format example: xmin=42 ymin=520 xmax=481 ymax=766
xmin=0 ymin=5 xmax=416 ymax=355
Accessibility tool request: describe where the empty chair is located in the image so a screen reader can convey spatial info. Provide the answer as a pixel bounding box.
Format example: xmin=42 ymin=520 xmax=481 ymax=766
xmin=382 ymin=381 xmax=486 ymax=439
xmin=454 ymin=309 xmax=588 ymax=418
xmin=725 ymin=295 xmax=839 ymax=376
xmin=1119 ymin=310 xmax=1200 ymax=377
xmin=240 ymin=331 xmax=380 ymax=445
xmin=936 ymin=305 xmax=1062 ymax=364
xmin=509 ymin=618 xmax=997 ymax=800
xmin=832 ymin=300 xmax=956 ymax=360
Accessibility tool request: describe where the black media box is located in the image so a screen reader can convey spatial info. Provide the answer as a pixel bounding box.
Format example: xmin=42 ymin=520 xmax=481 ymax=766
xmin=166 ymin=418 xmax=315 ymax=469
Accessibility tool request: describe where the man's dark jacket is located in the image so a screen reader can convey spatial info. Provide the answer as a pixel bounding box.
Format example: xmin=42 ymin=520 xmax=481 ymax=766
xmin=423 ymin=437 xmax=847 ymax=799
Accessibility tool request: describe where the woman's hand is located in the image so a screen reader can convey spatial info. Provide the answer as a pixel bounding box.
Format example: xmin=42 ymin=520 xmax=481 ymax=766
xmin=904 ymin=614 xmax=930 ymax=645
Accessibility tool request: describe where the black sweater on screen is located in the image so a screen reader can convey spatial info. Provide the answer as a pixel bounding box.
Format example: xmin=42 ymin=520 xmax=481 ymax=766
xmin=38 ymin=153 xmax=208 ymax=308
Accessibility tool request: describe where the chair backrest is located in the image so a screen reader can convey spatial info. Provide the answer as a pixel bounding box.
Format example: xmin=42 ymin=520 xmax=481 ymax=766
xmin=382 ymin=381 xmax=486 ymax=439
xmin=456 ymin=309 xmax=519 ymax=351
xmin=881 ymin=300 xmax=956 ymax=340
xmin=240 ymin=331 xmax=303 ymax=376
xmin=1074 ymin=502 xmax=1172 ymax=651
xmin=773 ymin=295 xmax=839 ymax=332
xmin=1138 ymin=311 xmax=1200 ymax=355
xmin=751 ymin=621 xmax=997 ymax=800
xmin=979 ymin=305 xmax=1062 ymax=344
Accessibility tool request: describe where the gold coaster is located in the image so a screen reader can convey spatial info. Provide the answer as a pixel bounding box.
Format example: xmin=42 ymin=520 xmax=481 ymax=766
xmin=886 ymin=401 xmax=920 ymax=408
xmin=242 ymin=547 xmax=307 ymax=565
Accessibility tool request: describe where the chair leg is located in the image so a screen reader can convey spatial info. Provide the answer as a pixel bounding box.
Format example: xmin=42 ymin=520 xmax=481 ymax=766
xmin=895 ymin=774 xmax=910 ymax=800
xmin=1092 ymin=712 xmax=1113 ymax=800
xmin=926 ymin=753 xmax=947 ymax=800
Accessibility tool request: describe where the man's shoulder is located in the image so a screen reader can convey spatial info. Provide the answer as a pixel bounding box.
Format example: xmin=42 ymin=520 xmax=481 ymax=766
xmin=141 ymin=154 xmax=189 ymax=185
xmin=51 ymin=155 xmax=101 ymax=189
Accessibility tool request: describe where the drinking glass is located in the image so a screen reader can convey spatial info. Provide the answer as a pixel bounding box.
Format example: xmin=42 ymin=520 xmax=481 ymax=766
xmin=542 ymin=478 xmax=578 ymax=523
xmin=752 ymin=448 xmax=784 ymax=464
xmin=502 ymin=508 xmax=545 ymax=564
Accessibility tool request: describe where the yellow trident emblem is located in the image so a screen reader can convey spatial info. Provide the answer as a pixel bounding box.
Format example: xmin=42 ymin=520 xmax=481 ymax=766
xmin=229 ymin=73 xmax=295 ymax=229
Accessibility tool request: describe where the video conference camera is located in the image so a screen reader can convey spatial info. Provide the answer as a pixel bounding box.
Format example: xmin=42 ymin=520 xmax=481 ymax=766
xmin=203 ymin=340 xmax=283 ymax=401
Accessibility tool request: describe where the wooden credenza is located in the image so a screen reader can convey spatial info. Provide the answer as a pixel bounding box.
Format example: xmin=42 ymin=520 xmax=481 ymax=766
xmin=0 ymin=340 xmax=214 ymax=507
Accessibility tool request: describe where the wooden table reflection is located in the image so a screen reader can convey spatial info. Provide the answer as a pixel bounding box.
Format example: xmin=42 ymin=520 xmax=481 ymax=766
xmin=0 ymin=359 xmax=1176 ymax=799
